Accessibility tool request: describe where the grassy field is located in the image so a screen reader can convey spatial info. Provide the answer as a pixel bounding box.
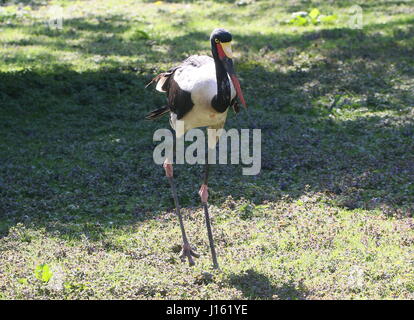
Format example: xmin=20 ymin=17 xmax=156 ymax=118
xmin=0 ymin=0 xmax=413 ymax=299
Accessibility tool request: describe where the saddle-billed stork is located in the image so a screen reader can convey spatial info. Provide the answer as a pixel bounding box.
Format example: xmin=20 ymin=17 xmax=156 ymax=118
xmin=145 ymin=28 xmax=246 ymax=269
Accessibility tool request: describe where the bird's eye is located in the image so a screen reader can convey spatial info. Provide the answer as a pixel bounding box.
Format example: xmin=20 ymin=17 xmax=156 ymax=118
xmin=215 ymin=38 xmax=220 ymax=43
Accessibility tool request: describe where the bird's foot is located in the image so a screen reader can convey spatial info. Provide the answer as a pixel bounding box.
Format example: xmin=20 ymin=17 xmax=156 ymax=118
xmin=180 ymin=243 xmax=200 ymax=266
xmin=199 ymin=184 xmax=208 ymax=203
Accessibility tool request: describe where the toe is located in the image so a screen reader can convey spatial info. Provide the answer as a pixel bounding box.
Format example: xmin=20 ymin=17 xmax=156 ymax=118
xmin=179 ymin=244 xmax=199 ymax=266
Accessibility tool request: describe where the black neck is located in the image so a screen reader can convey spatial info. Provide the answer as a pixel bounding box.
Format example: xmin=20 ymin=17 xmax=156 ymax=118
xmin=211 ymin=43 xmax=231 ymax=113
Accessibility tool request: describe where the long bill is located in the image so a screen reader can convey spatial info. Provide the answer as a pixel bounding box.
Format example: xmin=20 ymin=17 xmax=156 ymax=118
xmin=221 ymin=57 xmax=247 ymax=108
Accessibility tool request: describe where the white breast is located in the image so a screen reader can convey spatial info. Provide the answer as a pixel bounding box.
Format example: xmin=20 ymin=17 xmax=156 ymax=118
xmin=174 ymin=58 xmax=236 ymax=107
xmin=172 ymin=58 xmax=236 ymax=135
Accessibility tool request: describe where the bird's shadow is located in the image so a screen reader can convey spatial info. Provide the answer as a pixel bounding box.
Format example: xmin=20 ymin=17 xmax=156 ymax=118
xmin=228 ymin=269 xmax=308 ymax=300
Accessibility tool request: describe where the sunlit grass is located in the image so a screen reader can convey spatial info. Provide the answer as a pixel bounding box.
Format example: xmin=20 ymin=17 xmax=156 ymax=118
xmin=1 ymin=0 xmax=413 ymax=300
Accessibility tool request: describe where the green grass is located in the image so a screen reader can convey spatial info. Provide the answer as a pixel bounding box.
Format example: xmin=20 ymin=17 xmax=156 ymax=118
xmin=0 ymin=0 xmax=414 ymax=299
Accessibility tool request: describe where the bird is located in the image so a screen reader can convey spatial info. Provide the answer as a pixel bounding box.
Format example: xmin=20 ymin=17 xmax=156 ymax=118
xmin=145 ymin=28 xmax=246 ymax=269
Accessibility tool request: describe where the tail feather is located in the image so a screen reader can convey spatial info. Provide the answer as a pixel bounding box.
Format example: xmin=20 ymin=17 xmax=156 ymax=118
xmin=145 ymin=106 xmax=169 ymax=120
xmin=145 ymin=68 xmax=177 ymax=92
xmin=145 ymin=74 xmax=164 ymax=89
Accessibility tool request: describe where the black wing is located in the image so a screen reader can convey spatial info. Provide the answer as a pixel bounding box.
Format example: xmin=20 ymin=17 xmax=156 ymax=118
xmin=146 ymin=55 xmax=213 ymax=120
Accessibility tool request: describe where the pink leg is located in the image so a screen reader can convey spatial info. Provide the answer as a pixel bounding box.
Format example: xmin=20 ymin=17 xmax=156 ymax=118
xmin=163 ymin=161 xmax=173 ymax=177
xmin=198 ymin=184 xmax=208 ymax=203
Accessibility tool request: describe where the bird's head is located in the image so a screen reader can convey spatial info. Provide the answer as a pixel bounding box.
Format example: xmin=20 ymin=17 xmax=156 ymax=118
xmin=210 ymin=28 xmax=246 ymax=108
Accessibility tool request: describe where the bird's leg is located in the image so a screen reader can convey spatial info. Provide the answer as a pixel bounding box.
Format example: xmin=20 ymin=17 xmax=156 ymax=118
xmin=164 ymin=160 xmax=199 ymax=266
xmin=199 ymin=161 xmax=219 ymax=269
